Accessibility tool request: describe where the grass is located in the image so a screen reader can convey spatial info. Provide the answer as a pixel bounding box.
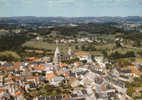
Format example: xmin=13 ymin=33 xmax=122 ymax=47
xmin=23 ymin=40 xmax=104 ymax=57
xmin=23 ymin=39 xmax=142 ymax=58
xmin=95 ymin=43 xmax=115 ymax=50
xmin=23 ymin=40 xmax=78 ymax=54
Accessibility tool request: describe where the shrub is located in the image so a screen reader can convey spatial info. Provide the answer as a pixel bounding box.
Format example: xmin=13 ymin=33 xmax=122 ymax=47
xmin=109 ymin=51 xmax=135 ymax=59
xmin=0 ymin=51 xmax=21 ymax=61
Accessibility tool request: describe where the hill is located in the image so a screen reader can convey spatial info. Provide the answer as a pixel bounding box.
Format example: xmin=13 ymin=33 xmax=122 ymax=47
xmin=0 ymin=16 xmax=142 ymax=25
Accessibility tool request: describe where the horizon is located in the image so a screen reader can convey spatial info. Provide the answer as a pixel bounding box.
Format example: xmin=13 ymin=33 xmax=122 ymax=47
xmin=0 ymin=0 xmax=142 ymax=17
xmin=1 ymin=16 xmax=142 ymax=18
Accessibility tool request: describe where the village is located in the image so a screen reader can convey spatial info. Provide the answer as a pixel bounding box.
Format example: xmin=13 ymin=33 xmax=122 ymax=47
xmin=0 ymin=39 xmax=142 ymax=100
xmin=1 ymin=0 xmax=142 ymax=99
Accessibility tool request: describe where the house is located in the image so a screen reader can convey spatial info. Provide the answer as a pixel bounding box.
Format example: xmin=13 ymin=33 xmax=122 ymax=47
xmin=34 ymin=64 xmax=46 ymax=71
xmin=76 ymin=70 xmax=88 ymax=79
xmin=115 ymin=67 xmax=133 ymax=77
xmin=35 ymin=50 xmax=44 ymax=54
xmin=34 ymin=95 xmax=64 ymax=100
xmin=94 ymin=77 xmax=104 ymax=85
xmin=69 ymin=72 xmax=76 ymax=78
xmin=74 ymin=62 xmax=81 ymax=67
xmin=75 ymin=52 xmax=93 ymax=63
xmin=25 ymin=76 xmax=38 ymax=85
xmin=117 ymin=93 xmax=128 ymax=100
xmin=12 ymin=29 xmax=21 ymax=33
xmin=95 ymin=92 xmax=108 ymax=100
xmin=0 ymin=89 xmax=5 ymax=99
xmin=13 ymin=62 xmax=21 ymax=71
xmin=132 ymin=87 xmax=142 ymax=97
xmin=40 ymin=57 xmax=51 ymax=62
xmin=77 ymin=38 xmax=92 ymax=43
xmin=118 ymin=75 xmax=132 ymax=82
xmin=46 ymin=71 xmax=56 ymax=81
xmin=88 ymin=66 xmax=105 ymax=75
xmin=27 ymin=57 xmax=37 ymax=62
xmin=95 ymin=56 xmax=105 ymax=68
xmin=35 ymin=36 xmax=40 ymax=41
xmin=14 ymin=90 xmax=24 ymax=100
xmin=0 ymin=75 xmax=4 ymax=87
xmin=73 ymin=89 xmax=83 ymax=96
xmin=134 ymin=58 xmax=142 ymax=65
xmin=64 ymin=72 xmax=69 ymax=79
xmin=25 ymin=82 xmax=37 ymax=92
xmin=86 ymin=88 xmax=94 ymax=96
xmin=60 ymin=39 xmax=67 ymax=43
xmin=111 ymin=68 xmax=120 ymax=77
xmin=68 ymin=39 xmax=75 ymax=43
xmin=94 ymin=64 xmax=103 ymax=72
xmin=0 ymin=61 xmax=7 ymax=66
xmin=50 ymin=76 xmax=64 ymax=86
xmin=122 ymin=66 xmax=142 ymax=77
xmin=69 ymin=77 xmax=80 ymax=88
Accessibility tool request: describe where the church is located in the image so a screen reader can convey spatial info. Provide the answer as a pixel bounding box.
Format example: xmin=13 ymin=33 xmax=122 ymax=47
xmin=53 ymin=45 xmax=93 ymax=64
xmin=53 ymin=46 xmax=74 ymax=64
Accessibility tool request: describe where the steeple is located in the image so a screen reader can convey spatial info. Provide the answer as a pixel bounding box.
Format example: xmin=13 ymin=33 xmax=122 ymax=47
xmin=53 ymin=46 xmax=60 ymax=64
xmin=53 ymin=40 xmax=60 ymax=64
xmin=68 ymin=47 xmax=72 ymax=56
xmin=87 ymin=55 xmax=93 ymax=63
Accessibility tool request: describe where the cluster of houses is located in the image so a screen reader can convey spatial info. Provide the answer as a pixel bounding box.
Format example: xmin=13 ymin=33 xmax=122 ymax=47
xmin=0 ymin=45 xmax=142 ymax=100
xmin=53 ymin=38 xmax=94 ymax=44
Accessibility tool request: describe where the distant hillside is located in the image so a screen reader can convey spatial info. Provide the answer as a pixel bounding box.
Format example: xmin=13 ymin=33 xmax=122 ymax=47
xmin=46 ymin=23 xmax=124 ymax=36
xmin=0 ymin=16 xmax=142 ymax=25
xmin=124 ymin=31 xmax=142 ymax=42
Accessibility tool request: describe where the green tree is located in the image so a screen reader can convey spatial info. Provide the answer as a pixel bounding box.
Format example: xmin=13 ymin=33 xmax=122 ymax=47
xmin=106 ymin=63 xmax=112 ymax=69
xmin=75 ymin=45 xmax=79 ymax=50
xmin=0 ymin=51 xmax=21 ymax=61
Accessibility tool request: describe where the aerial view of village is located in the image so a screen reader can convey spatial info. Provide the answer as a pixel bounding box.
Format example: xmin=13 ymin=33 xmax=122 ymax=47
xmin=0 ymin=0 xmax=142 ymax=100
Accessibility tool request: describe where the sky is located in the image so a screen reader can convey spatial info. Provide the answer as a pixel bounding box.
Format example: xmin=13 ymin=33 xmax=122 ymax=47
xmin=0 ymin=0 xmax=142 ymax=17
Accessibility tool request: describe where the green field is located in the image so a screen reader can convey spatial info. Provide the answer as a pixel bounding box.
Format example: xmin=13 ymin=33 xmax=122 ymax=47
xmin=23 ymin=39 xmax=142 ymax=57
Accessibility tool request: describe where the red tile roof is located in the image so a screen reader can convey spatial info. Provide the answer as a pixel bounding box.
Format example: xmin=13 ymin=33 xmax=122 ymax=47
xmin=14 ymin=91 xmax=24 ymax=97
xmin=34 ymin=64 xmax=46 ymax=70
xmin=75 ymin=52 xmax=89 ymax=56
xmin=46 ymin=72 xmax=56 ymax=80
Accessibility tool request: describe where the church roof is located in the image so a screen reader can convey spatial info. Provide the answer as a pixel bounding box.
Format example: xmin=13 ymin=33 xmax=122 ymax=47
xmin=75 ymin=52 xmax=89 ymax=56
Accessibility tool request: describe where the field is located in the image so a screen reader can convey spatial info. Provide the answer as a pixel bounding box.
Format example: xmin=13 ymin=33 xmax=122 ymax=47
xmin=23 ymin=40 xmax=78 ymax=54
xmin=22 ymin=39 xmax=142 ymax=57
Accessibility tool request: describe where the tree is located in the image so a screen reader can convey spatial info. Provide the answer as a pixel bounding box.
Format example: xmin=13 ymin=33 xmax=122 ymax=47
xmin=109 ymin=51 xmax=135 ymax=59
xmin=0 ymin=51 xmax=21 ymax=61
xmin=82 ymin=60 xmax=87 ymax=64
xmin=115 ymin=41 xmax=122 ymax=48
xmin=75 ymin=45 xmax=79 ymax=50
xmin=138 ymin=51 xmax=142 ymax=57
xmin=0 ymin=32 xmax=31 ymax=51
xmin=102 ymin=50 xmax=108 ymax=58
xmin=127 ymin=87 xmax=135 ymax=97
xmin=106 ymin=63 xmax=112 ymax=69
xmin=125 ymin=51 xmax=135 ymax=58
xmin=81 ymin=45 xmax=85 ymax=51
xmin=134 ymin=40 xmax=141 ymax=47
